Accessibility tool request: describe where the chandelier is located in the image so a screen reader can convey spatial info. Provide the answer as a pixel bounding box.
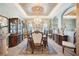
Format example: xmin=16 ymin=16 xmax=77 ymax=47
xmin=34 ymin=17 xmax=42 ymax=25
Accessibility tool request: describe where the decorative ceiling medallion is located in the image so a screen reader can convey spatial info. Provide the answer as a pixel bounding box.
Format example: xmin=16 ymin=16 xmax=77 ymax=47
xmin=32 ymin=5 xmax=43 ymax=15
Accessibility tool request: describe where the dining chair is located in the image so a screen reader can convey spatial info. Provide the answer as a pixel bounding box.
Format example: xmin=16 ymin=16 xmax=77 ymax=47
xmin=28 ymin=31 xmax=43 ymax=54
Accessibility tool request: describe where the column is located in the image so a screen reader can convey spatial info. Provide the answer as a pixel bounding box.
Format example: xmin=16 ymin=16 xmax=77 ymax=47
xmin=76 ymin=3 xmax=79 ymax=55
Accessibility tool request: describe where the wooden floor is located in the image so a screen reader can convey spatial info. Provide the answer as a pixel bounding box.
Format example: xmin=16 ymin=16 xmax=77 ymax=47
xmin=6 ymin=37 xmax=76 ymax=56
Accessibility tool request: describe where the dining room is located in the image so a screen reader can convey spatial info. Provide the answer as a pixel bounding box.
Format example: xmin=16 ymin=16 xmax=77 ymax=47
xmin=0 ymin=3 xmax=77 ymax=56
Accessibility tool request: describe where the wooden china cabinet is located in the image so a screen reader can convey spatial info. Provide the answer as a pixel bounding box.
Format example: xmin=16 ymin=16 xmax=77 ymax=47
xmin=8 ymin=18 xmax=23 ymax=47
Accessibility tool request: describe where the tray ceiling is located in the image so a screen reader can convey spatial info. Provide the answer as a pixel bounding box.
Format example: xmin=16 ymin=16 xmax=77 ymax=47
xmin=19 ymin=3 xmax=57 ymax=16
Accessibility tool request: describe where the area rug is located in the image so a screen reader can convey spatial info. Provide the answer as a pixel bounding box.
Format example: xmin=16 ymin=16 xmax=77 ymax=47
xmin=19 ymin=47 xmax=57 ymax=56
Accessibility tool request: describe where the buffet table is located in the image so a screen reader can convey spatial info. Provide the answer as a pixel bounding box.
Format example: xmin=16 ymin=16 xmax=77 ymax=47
xmin=53 ymin=34 xmax=68 ymax=45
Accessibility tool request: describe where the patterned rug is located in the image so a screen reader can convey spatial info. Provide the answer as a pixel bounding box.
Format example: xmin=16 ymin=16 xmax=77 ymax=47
xmin=19 ymin=47 xmax=57 ymax=56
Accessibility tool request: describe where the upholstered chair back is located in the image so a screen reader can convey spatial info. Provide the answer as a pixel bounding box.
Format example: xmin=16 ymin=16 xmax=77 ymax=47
xmin=32 ymin=31 xmax=42 ymax=43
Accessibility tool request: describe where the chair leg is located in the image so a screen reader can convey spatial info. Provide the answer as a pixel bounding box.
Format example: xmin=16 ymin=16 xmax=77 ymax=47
xmin=31 ymin=49 xmax=34 ymax=54
xmin=42 ymin=48 xmax=43 ymax=53
xmin=32 ymin=51 xmax=33 ymax=54
xmin=62 ymin=46 xmax=64 ymax=53
xmin=74 ymin=48 xmax=76 ymax=53
xmin=42 ymin=45 xmax=43 ymax=53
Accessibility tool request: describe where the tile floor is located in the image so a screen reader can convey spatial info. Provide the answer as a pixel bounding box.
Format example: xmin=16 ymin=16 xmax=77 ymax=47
xmin=6 ymin=37 xmax=76 ymax=56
